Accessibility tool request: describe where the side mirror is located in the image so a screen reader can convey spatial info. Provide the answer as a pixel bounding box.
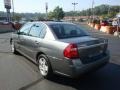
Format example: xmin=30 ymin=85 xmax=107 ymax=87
xmin=17 ymin=32 xmax=21 ymax=35
xmin=17 ymin=31 xmax=25 ymax=35
xmin=16 ymin=30 xmax=21 ymax=35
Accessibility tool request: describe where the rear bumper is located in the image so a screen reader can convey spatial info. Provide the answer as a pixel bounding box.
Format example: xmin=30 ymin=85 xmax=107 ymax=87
xmin=50 ymin=51 xmax=110 ymax=78
xmin=70 ymin=55 xmax=110 ymax=78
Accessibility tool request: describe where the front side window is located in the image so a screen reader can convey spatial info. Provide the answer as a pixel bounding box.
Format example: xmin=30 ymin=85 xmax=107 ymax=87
xmin=19 ymin=23 xmax=32 ymax=35
xmin=49 ymin=24 xmax=89 ymax=39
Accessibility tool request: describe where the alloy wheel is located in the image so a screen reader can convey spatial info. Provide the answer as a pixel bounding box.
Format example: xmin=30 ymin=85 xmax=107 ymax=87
xmin=39 ymin=57 xmax=49 ymax=76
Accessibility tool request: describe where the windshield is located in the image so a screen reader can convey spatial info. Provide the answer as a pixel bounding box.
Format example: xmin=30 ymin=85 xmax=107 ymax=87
xmin=49 ymin=23 xmax=89 ymax=39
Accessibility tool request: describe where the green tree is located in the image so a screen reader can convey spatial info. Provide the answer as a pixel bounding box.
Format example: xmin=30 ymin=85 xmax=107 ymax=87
xmin=52 ymin=6 xmax=65 ymax=20
xmin=48 ymin=6 xmax=65 ymax=20
xmin=48 ymin=11 xmax=54 ymax=20
xmin=13 ymin=14 xmax=22 ymax=22
xmin=64 ymin=4 xmax=120 ymax=18
xmin=37 ymin=15 xmax=45 ymax=21
xmin=65 ymin=11 xmax=77 ymax=16
xmin=108 ymin=12 xmax=117 ymax=18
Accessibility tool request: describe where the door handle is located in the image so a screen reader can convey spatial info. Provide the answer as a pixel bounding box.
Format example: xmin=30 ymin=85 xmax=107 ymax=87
xmin=20 ymin=39 xmax=24 ymax=41
xmin=35 ymin=41 xmax=39 ymax=44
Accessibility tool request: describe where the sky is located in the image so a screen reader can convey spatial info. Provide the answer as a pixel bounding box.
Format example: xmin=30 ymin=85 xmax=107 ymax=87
xmin=0 ymin=0 xmax=120 ymax=13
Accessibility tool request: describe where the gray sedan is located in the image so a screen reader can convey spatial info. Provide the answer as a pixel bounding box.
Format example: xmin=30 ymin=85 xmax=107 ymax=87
xmin=10 ymin=22 xmax=110 ymax=78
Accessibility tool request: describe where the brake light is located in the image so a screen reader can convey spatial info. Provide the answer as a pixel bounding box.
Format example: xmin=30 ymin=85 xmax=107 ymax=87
xmin=63 ymin=43 xmax=79 ymax=59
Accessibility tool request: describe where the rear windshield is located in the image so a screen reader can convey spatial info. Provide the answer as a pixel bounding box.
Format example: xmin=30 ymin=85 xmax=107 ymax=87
xmin=49 ymin=23 xmax=89 ymax=39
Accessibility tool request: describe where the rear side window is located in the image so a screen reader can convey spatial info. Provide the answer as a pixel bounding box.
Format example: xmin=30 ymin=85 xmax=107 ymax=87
xmin=29 ymin=25 xmax=41 ymax=37
xmin=29 ymin=23 xmax=46 ymax=38
xmin=49 ymin=24 xmax=88 ymax=39
xmin=40 ymin=28 xmax=46 ymax=38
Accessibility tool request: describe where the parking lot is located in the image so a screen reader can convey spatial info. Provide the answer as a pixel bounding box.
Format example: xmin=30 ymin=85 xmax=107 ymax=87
xmin=0 ymin=23 xmax=120 ymax=90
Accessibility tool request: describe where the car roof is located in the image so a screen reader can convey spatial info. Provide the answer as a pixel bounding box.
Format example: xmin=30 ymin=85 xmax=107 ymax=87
xmin=45 ymin=21 xmax=75 ymax=26
xmin=27 ymin=21 xmax=74 ymax=26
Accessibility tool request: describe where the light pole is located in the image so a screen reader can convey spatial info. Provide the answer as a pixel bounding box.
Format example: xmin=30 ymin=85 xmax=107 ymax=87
xmin=4 ymin=0 xmax=12 ymax=22
xmin=12 ymin=0 xmax=14 ymax=21
xmin=72 ymin=2 xmax=78 ymax=21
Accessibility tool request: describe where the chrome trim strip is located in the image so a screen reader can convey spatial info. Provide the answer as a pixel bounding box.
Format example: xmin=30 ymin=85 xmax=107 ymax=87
xmin=47 ymin=55 xmax=63 ymax=61
xmin=54 ymin=71 xmax=71 ymax=77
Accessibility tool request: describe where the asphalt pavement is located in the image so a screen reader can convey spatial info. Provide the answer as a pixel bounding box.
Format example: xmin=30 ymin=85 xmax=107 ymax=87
xmin=0 ymin=23 xmax=120 ymax=90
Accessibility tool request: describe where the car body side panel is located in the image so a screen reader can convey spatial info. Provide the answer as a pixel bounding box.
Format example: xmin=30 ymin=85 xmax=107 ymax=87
xmin=33 ymin=39 xmax=71 ymax=73
xmin=12 ymin=33 xmax=73 ymax=74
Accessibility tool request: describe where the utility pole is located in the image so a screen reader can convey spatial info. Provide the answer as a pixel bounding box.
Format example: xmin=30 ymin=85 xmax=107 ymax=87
xmin=108 ymin=5 xmax=110 ymax=16
xmin=91 ymin=0 xmax=94 ymax=21
xmin=72 ymin=2 xmax=78 ymax=21
xmin=107 ymin=0 xmax=110 ymax=16
xmin=45 ymin=2 xmax=48 ymax=20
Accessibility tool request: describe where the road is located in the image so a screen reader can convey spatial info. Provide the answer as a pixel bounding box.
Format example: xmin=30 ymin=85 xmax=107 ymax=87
xmin=0 ymin=24 xmax=120 ymax=90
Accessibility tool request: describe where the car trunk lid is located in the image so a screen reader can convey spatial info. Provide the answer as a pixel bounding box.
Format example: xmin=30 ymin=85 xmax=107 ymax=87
xmin=60 ymin=36 xmax=108 ymax=63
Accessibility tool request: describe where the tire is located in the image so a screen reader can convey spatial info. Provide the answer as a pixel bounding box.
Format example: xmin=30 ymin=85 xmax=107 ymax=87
xmin=11 ymin=41 xmax=18 ymax=54
xmin=38 ymin=54 xmax=53 ymax=79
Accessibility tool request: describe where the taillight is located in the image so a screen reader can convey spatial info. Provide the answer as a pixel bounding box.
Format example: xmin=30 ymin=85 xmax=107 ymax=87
xmin=63 ymin=43 xmax=79 ymax=59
